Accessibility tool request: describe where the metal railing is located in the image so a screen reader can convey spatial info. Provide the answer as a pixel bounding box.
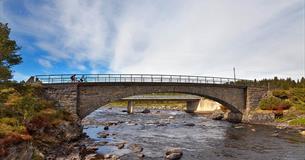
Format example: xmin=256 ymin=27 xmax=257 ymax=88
xmin=33 ymin=74 xmax=250 ymax=85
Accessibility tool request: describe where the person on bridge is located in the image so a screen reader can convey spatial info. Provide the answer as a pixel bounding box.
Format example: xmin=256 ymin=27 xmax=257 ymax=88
xmin=80 ymin=75 xmax=86 ymax=82
xmin=70 ymin=74 xmax=77 ymax=82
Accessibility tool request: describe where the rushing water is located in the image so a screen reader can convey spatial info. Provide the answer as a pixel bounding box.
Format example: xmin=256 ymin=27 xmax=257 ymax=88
xmin=82 ymin=107 xmax=305 ymax=160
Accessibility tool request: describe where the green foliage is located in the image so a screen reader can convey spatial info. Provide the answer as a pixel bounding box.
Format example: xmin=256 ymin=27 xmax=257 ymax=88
xmin=0 ymin=117 xmax=26 ymax=138
xmin=288 ymin=117 xmax=305 ymax=126
xmin=0 ymin=83 xmax=72 ymax=142
xmin=259 ymin=96 xmax=291 ymax=110
xmin=272 ymin=89 xmax=290 ymax=99
xmin=0 ymin=23 xmax=22 ymax=81
xmin=235 ymin=77 xmax=305 ymax=89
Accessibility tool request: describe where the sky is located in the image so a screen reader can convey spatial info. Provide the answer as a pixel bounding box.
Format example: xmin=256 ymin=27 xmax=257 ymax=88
xmin=0 ymin=0 xmax=304 ymax=81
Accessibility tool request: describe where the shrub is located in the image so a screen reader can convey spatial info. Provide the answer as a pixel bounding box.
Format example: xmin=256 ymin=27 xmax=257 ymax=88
xmin=272 ymin=89 xmax=290 ymax=99
xmin=288 ymin=117 xmax=305 ymax=126
xmin=0 ymin=118 xmax=27 ymax=138
xmin=259 ymin=96 xmax=291 ymax=110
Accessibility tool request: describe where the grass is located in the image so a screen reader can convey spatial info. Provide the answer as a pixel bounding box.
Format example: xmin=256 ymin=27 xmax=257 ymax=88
xmin=288 ymin=117 xmax=305 ymax=126
xmin=0 ymin=120 xmax=27 ymax=138
xmin=259 ymin=96 xmax=291 ymax=110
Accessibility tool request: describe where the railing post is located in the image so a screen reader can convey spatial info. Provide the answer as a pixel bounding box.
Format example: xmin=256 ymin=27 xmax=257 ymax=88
xmin=161 ymin=75 xmax=163 ymax=82
xmin=213 ymin=77 xmax=215 ymax=84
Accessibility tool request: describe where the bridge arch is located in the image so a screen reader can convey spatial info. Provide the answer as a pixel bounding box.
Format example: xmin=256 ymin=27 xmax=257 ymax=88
xmin=77 ymin=83 xmax=246 ymax=119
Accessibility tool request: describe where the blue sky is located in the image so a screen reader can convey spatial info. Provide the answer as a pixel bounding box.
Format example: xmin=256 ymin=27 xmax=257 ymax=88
xmin=0 ymin=0 xmax=304 ymax=81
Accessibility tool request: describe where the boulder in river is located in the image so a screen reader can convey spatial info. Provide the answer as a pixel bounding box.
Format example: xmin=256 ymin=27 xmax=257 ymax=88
xmin=142 ymin=108 xmax=151 ymax=114
xmin=104 ymin=126 xmax=109 ymax=130
xmin=184 ymin=123 xmax=195 ymax=127
xmin=128 ymin=144 xmax=143 ymax=153
xmin=165 ymin=148 xmax=183 ymax=160
xmin=210 ymin=110 xmax=224 ymax=120
xmin=98 ymin=132 xmax=109 ymax=138
xmin=115 ymin=142 xmax=126 ymax=149
xmin=300 ymin=130 xmax=305 ymax=136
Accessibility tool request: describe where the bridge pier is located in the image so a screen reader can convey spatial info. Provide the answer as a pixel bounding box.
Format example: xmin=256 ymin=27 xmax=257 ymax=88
xmin=185 ymin=100 xmax=200 ymax=113
xmin=127 ymin=101 xmax=134 ymax=114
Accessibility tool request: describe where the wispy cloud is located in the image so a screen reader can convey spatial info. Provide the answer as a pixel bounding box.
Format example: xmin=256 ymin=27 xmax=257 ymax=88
xmin=12 ymin=72 xmax=28 ymax=82
xmin=1 ymin=0 xmax=304 ymax=79
xmin=37 ymin=58 xmax=52 ymax=68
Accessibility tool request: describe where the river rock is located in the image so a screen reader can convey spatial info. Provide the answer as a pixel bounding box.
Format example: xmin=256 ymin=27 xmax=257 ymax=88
xmin=104 ymin=126 xmax=109 ymax=130
xmin=165 ymin=148 xmax=183 ymax=160
xmin=184 ymin=123 xmax=195 ymax=127
xmin=98 ymin=132 xmax=109 ymax=138
xmin=128 ymin=144 xmax=143 ymax=153
xmin=300 ymin=131 xmax=305 ymax=136
xmin=115 ymin=142 xmax=125 ymax=149
xmin=210 ymin=110 xmax=224 ymax=120
xmin=272 ymin=133 xmax=279 ymax=137
xmin=84 ymin=154 xmax=97 ymax=160
xmin=168 ymin=116 xmax=174 ymax=119
xmin=136 ymin=153 xmax=145 ymax=158
xmin=82 ymin=146 xmax=98 ymax=155
xmin=142 ymin=108 xmax=151 ymax=114
xmin=2 ymin=142 xmax=34 ymax=160
xmin=55 ymin=121 xmax=82 ymax=142
xmin=94 ymin=153 xmax=119 ymax=160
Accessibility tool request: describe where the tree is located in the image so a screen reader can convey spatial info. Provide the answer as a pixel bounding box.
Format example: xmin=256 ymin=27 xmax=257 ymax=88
xmin=0 ymin=23 xmax=22 ymax=81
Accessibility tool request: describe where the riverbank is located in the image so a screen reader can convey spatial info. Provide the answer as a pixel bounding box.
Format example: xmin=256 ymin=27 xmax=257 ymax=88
xmin=0 ymin=83 xmax=89 ymax=159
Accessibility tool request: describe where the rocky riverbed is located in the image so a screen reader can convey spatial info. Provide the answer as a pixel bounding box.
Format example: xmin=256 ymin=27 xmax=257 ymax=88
xmin=80 ymin=107 xmax=305 ymax=160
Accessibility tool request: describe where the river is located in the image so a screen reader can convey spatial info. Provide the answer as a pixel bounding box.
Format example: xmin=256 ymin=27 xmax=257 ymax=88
xmin=82 ymin=107 xmax=305 ymax=160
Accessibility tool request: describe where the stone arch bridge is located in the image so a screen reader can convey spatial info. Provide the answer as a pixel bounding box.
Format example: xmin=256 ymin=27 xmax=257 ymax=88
xmin=28 ymin=74 xmax=267 ymax=122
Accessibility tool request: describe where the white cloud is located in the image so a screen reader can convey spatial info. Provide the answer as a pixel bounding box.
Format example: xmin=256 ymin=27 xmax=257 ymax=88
xmin=1 ymin=0 xmax=304 ymax=79
xmin=38 ymin=58 xmax=52 ymax=68
xmin=12 ymin=72 xmax=29 ymax=82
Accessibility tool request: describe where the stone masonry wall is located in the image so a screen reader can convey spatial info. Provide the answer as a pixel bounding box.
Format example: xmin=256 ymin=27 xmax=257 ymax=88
xmin=243 ymin=86 xmax=268 ymax=122
xmin=43 ymin=84 xmax=79 ymax=119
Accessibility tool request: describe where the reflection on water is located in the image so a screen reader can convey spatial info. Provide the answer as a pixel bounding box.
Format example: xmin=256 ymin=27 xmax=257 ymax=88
xmin=83 ymin=107 xmax=305 ymax=160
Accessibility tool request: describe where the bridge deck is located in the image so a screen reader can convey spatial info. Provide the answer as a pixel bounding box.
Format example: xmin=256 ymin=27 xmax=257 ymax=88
xmin=31 ymin=74 xmax=250 ymax=86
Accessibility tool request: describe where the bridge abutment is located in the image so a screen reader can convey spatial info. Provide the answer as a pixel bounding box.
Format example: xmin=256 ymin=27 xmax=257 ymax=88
xmin=42 ymin=84 xmax=80 ymax=120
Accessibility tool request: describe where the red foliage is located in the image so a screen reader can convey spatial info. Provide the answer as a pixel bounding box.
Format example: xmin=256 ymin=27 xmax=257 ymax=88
xmin=26 ymin=115 xmax=51 ymax=134
xmin=0 ymin=133 xmax=32 ymax=157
